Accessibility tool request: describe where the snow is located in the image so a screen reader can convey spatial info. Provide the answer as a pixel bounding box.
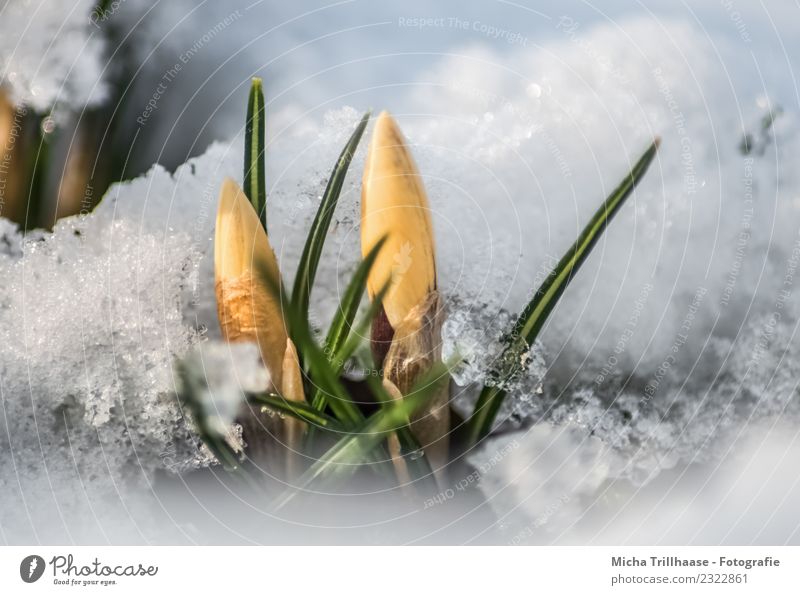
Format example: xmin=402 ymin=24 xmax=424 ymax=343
xmin=1 ymin=6 xmax=800 ymax=543
xmin=179 ymin=341 xmax=269 ymax=436
xmin=0 ymin=209 xmax=200 ymax=540
xmin=0 ymin=0 xmax=108 ymax=111
xmin=472 ymin=418 xmax=800 ymax=544
xmin=468 ymin=424 xmax=623 ymax=543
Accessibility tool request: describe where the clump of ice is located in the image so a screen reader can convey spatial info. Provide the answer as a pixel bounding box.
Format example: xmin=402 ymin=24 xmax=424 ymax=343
xmin=442 ymin=301 xmax=547 ymax=427
xmin=442 ymin=304 xmax=514 ymax=387
xmin=0 ymin=140 xmax=238 ymax=541
xmin=179 ymin=341 xmax=269 ymax=436
xmin=0 ymin=0 xmax=107 ymax=111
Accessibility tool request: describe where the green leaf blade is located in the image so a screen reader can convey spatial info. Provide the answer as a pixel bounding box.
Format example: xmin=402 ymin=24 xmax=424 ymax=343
xmin=244 ymin=77 xmax=267 ymax=230
xmin=253 ymin=248 xmax=365 ymax=428
xmin=291 ymin=111 xmax=371 ymax=319
xmin=272 ymin=362 xmax=450 ymax=510
xmin=301 ymin=337 xmax=365 ymax=427
xmin=248 ymin=392 xmax=346 ymax=432
xmin=515 ymin=138 xmax=660 ymax=344
xmin=324 ymin=236 xmax=387 ymax=363
xmin=308 ymin=237 xmax=386 ymax=413
xmin=466 ymin=139 xmax=660 ymax=446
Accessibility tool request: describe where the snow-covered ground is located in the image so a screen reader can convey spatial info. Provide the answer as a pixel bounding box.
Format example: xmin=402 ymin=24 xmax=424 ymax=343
xmin=1 ymin=0 xmax=800 ymax=543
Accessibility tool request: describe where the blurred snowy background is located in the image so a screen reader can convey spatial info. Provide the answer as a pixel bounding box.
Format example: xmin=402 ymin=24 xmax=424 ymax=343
xmin=1 ymin=0 xmax=800 ymax=544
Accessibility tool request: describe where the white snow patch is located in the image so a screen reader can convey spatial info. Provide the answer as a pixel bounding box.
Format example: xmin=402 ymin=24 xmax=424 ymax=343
xmin=180 ymin=341 xmax=269 ymax=435
xmin=474 ymin=418 xmax=800 ymax=544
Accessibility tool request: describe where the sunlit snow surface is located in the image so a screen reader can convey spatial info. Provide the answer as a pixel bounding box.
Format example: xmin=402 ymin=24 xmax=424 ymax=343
xmin=2 ymin=11 xmax=800 ymax=543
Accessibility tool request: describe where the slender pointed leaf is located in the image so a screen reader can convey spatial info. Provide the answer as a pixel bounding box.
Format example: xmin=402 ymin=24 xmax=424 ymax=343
xmin=258 ymin=257 xmax=365 ymax=427
xmin=291 ymin=111 xmax=371 ymax=319
xmin=248 ymin=392 xmax=345 ymax=432
xmin=304 ymin=275 xmax=392 ymax=452
xmin=334 ymin=279 xmax=391 ymax=371
xmin=323 ymin=236 xmax=387 ymax=368
xmin=244 ymin=77 xmax=267 ymax=230
xmin=300 ymin=333 xmax=365 ymax=426
xmin=308 ymin=238 xmax=387 ymax=412
xmin=305 ymin=279 xmax=391 ymax=432
xmin=272 ymin=362 xmax=450 ymax=510
xmin=466 ymin=139 xmax=660 ymax=446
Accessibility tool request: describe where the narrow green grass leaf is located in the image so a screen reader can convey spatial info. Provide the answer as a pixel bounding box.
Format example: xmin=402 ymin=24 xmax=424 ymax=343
xmin=308 ymin=238 xmax=387 ymax=412
xmin=336 ymin=280 xmax=391 ymax=368
xmin=248 ymin=392 xmax=345 ymax=432
xmin=255 ymin=255 xmax=365 ymax=427
xmin=300 ymin=335 xmax=365 ymax=426
xmin=323 ymin=236 xmax=387 ymax=368
xmin=291 ymin=111 xmax=371 ymax=319
xmin=304 ymin=275 xmax=391 ymax=452
xmin=466 ymin=139 xmax=661 ymax=446
xmin=266 ymin=265 xmax=364 ymax=426
xmin=244 ymin=77 xmax=267 ymax=230
xmin=272 ymin=362 xmax=450 ymax=510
